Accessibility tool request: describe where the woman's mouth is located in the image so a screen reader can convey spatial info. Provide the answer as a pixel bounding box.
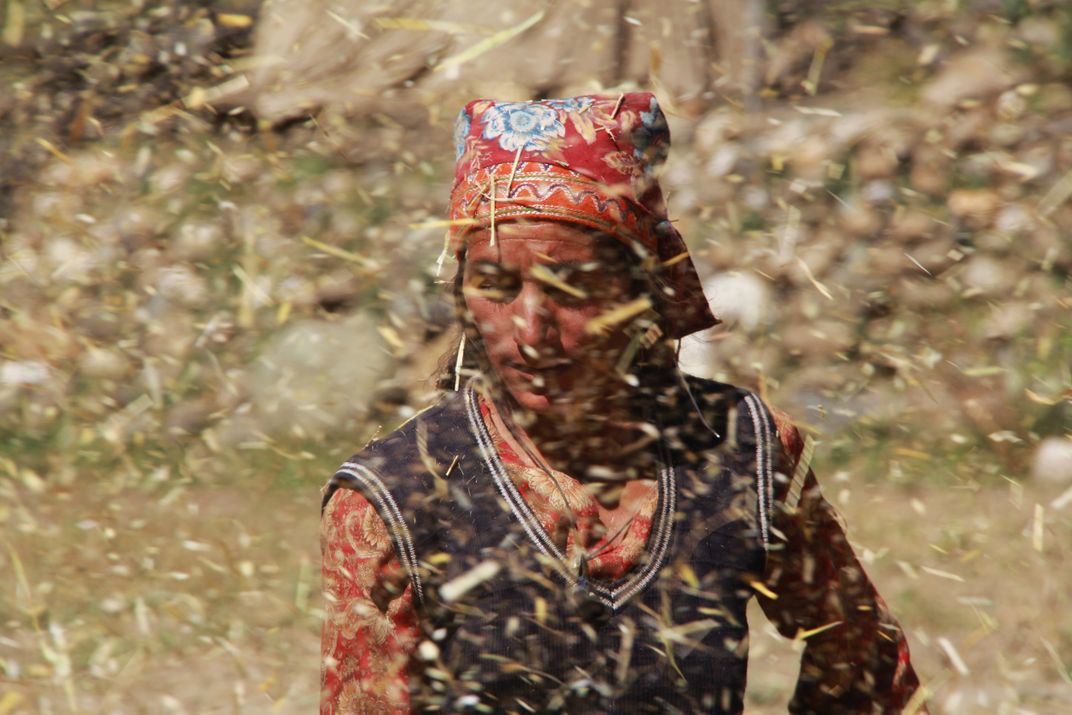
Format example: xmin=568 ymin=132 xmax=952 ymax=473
xmin=507 ymin=360 xmax=573 ymax=387
xmin=509 ymin=358 xmax=572 ymax=373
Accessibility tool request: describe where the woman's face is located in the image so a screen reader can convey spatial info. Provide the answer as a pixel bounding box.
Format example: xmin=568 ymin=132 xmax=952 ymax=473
xmin=462 ymin=221 xmax=642 ymax=414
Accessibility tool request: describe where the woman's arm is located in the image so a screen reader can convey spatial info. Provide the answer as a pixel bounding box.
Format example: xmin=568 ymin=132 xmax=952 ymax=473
xmin=321 ymin=488 xmax=419 ymax=715
xmin=756 ymin=410 xmax=926 ymax=714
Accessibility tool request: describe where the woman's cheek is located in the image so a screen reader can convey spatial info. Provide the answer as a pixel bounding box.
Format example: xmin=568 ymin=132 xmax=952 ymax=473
xmin=468 ymin=299 xmax=510 ymax=348
xmin=556 ymin=306 xmax=606 ymax=354
xmin=464 ymin=296 xmax=493 ymax=330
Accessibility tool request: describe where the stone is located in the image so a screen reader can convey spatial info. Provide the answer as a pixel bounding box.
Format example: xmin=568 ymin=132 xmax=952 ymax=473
xmin=904 ymin=237 xmax=955 ymax=275
xmin=855 ymin=139 xmax=901 ymax=181
xmin=156 ymin=265 xmax=209 ymax=308
xmin=702 ymin=271 xmax=771 ymax=332
xmin=242 ymin=312 xmax=394 ymax=440
xmin=961 ymin=255 xmax=1015 ymax=298
xmin=983 ymin=302 xmax=1032 ymax=340
xmin=922 ymin=48 xmax=1021 ymax=109
xmin=164 ymin=398 xmax=216 ymax=439
xmin=994 ymin=203 xmax=1034 ymax=237
xmin=118 ymin=206 xmax=166 ymax=247
xmin=79 ymin=348 xmax=132 ymax=381
xmin=220 ymin=155 xmax=263 ymax=184
xmin=1033 ymin=438 xmax=1072 ymax=485
xmin=40 ymin=150 xmax=122 ymax=190
xmin=908 ymin=145 xmax=951 ymax=196
xmin=948 ymin=189 xmax=999 ymax=228
xmin=889 ymin=208 xmax=938 ymax=244
xmin=172 ymin=221 xmax=225 ymax=262
xmin=840 ymin=201 xmax=882 ymax=238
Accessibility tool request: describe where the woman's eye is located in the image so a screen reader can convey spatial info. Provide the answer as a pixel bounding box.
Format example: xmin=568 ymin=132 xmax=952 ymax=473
xmin=466 ymin=272 xmax=519 ymax=300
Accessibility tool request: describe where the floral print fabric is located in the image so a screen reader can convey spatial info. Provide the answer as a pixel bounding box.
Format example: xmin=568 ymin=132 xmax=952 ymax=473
xmin=479 ymin=102 xmax=566 ymax=153
xmin=320 ymin=489 xmax=418 ymax=715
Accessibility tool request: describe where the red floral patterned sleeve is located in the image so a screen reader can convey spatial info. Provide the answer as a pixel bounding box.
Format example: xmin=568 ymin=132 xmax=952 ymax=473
xmin=759 ymin=408 xmax=929 ymax=714
xmin=321 ymin=488 xmax=419 ymax=715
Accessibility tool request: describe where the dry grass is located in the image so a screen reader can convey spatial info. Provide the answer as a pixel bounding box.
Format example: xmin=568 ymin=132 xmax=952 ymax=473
xmin=3 ymin=462 xmax=1070 ymax=712
xmin=1 ymin=479 xmax=321 ymax=713
xmin=747 ymin=479 xmax=1072 ymax=714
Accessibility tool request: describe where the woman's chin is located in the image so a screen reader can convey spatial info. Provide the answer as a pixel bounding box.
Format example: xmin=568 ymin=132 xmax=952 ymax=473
xmin=504 ymin=387 xmax=553 ymax=414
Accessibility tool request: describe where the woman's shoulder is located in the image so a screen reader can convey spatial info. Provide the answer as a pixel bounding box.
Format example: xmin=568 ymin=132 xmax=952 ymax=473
xmin=350 ymin=389 xmax=472 ymax=464
xmin=321 ymin=389 xmax=476 ymax=512
xmin=679 ymin=374 xmax=805 ymax=465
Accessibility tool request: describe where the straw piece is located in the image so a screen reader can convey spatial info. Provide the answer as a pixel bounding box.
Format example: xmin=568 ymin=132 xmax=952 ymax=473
xmin=530 ymin=264 xmax=587 ymax=299
xmin=796 ymin=257 xmax=834 ymax=301
xmin=410 ymin=218 xmax=479 ymax=229
xmin=489 ymin=175 xmax=497 ymax=247
xmin=440 ymin=560 xmax=501 ymax=603
xmin=937 ymin=637 xmax=970 ymax=676
xmin=1038 ymin=167 xmax=1072 ymax=217
xmin=453 ymin=333 xmax=466 ymax=392
xmin=435 ymin=10 xmax=545 ymax=74
xmin=34 ymin=137 xmax=71 ymax=163
xmin=435 ymin=229 xmax=451 ymax=277
xmin=467 ymin=179 xmax=488 ymax=212
xmin=748 ymin=580 xmax=777 ymax=600
xmin=794 ymin=620 xmax=844 ymax=640
xmin=661 ymin=250 xmax=690 ymax=268
xmin=585 ymin=296 xmax=653 ymax=335
xmin=787 ymin=436 xmax=815 ymax=509
xmin=374 ymin=17 xmax=488 ymax=35
xmin=506 ymin=146 xmax=524 ymax=195
xmin=300 ymin=235 xmax=377 ymax=267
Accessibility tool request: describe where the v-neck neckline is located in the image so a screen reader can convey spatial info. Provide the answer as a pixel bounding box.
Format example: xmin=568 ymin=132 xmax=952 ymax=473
xmin=463 ymin=386 xmax=677 ymax=611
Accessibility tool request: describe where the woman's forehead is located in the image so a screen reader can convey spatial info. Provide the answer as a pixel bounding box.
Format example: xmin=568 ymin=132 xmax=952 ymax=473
xmin=465 ymin=222 xmax=622 ymax=264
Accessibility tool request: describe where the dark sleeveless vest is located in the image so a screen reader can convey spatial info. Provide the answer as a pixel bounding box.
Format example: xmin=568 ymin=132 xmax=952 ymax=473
xmin=322 ymin=377 xmax=783 ymax=714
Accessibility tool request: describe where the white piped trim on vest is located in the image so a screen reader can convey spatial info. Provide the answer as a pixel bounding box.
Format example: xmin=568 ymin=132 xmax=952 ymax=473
xmin=741 ymin=394 xmax=774 ymax=550
xmin=335 ymin=461 xmax=425 ymax=604
xmin=464 ymin=386 xmax=677 ymax=611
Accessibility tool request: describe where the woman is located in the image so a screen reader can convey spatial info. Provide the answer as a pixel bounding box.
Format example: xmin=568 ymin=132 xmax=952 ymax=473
xmin=321 ymin=93 xmax=924 ymax=714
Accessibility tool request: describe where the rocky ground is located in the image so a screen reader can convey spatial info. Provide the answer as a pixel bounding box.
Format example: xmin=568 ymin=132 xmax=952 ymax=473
xmin=1 ymin=1 xmax=1070 ymax=712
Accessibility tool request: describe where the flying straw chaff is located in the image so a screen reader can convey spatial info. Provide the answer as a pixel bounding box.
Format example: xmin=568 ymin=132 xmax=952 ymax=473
xmin=433 ymin=11 xmax=545 ymax=75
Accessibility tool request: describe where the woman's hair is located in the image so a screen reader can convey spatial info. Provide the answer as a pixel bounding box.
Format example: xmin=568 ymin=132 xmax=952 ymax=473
xmin=435 ymin=228 xmax=676 ymax=392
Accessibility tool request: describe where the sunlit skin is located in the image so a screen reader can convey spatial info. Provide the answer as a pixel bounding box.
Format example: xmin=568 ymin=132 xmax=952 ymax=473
xmin=462 ymin=221 xmax=638 ymax=416
xmin=462 ymin=221 xmax=663 ymax=523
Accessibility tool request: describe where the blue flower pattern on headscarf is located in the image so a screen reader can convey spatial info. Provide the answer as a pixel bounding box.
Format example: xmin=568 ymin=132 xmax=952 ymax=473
xmin=453 ymin=108 xmax=472 ymax=161
xmin=634 ymin=97 xmax=669 ymax=175
xmin=480 ymin=102 xmax=565 ymax=152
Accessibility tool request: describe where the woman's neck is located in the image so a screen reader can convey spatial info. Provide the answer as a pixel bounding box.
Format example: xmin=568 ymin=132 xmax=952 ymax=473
xmin=487 ymin=385 xmax=660 ymax=484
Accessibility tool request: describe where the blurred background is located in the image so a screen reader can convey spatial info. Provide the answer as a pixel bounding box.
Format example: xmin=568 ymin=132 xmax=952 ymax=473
xmin=1 ymin=0 xmax=1070 ymax=712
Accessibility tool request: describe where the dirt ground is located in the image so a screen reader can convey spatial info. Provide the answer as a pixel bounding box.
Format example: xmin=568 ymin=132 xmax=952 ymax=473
xmin=3 ymin=454 xmax=1070 ymax=713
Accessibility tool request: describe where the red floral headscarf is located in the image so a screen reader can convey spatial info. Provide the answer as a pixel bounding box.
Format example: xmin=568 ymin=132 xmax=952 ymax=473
xmin=449 ymin=93 xmax=718 ymax=339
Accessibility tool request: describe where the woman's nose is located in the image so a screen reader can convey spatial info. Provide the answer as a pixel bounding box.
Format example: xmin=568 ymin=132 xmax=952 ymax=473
xmin=513 ymin=282 xmax=552 ymax=351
